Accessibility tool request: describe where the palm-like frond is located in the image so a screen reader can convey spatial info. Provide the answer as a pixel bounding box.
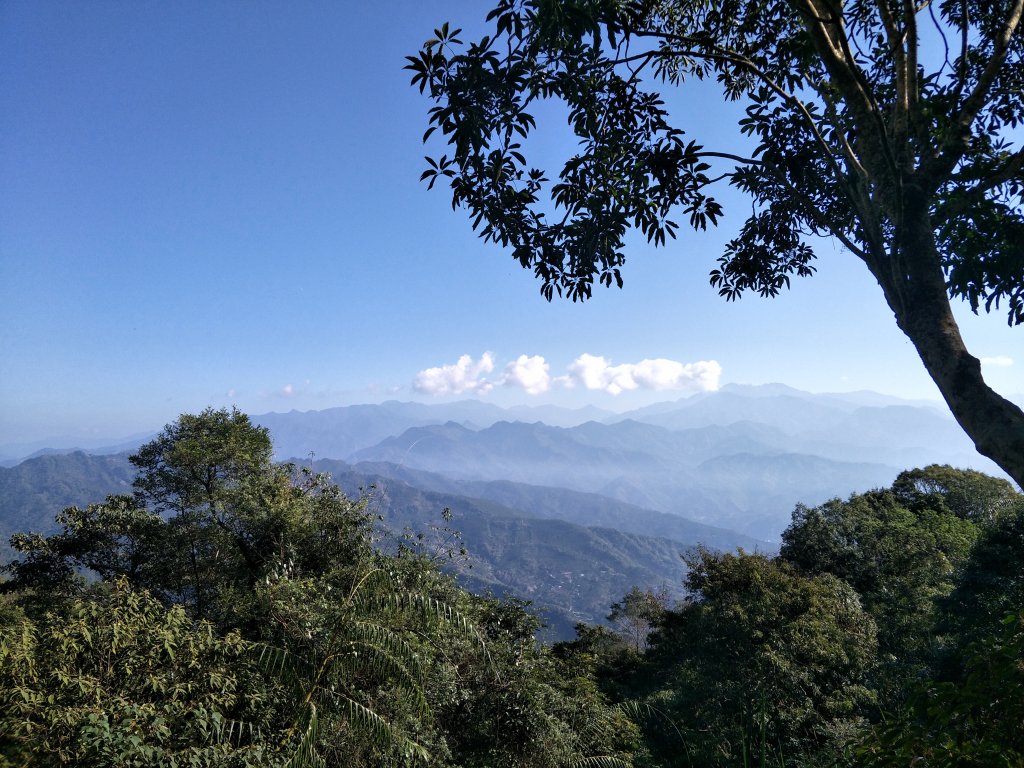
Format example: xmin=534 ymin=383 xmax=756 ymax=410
xmin=261 ymin=574 xmax=483 ymax=767
xmin=564 ymin=757 xmax=633 ymax=768
xmin=255 ymin=642 xmax=313 ymax=683
xmin=325 ymin=636 xmax=428 ymax=719
xmin=281 ymin=702 xmax=324 ymax=768
xmin=211 ymin=713 xmax=263 ymax=747
xmin=336 ymin=692 xmax=431 ymax=764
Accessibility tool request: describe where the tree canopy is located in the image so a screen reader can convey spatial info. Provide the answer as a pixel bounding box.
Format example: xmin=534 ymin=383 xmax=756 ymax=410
xmin=407 ymin=0 xmax=1024 ymax=486
xmin=4 ymin=411 xmax=1023 ymax=765
xmin=1 ymin=409 xmax=636 ymax=767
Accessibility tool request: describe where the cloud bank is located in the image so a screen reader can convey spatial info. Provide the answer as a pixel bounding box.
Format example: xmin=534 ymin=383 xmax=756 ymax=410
xmin=565 ymin=354 xmax=721 ymax=395
xmin=503 ymin=354 xmax=552 ymax=395
xmin=414 ymin=353 xmax=721 ymax=397
xmin=414 ymin=353 xmax=496 ymax=395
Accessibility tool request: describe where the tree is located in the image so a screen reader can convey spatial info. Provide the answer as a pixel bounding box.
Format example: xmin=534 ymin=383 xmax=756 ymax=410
xmin=780 ymin=486 xmax=978 ymax=663
xmin=857 ymin=500 xmax=1024 ymax=766
xmin=857 ymin=609 xmax=1024 ymax=767
xmin=4 ymin=409 xmax=375 ymax=630
xmin=407 ymin=0 xmax=1024 ymax=486
xmin=937 ymin=495 xmax=1024 ymax=652
xmin=634 ymin=550 xmax=877 ymax=766
xmin=607 ymin=585 xmax=669 ymax=654
xmin=891 ymin=463 xmax=1020 ymax=523
xmin=0 ymin=580 xmax=281 ymax=767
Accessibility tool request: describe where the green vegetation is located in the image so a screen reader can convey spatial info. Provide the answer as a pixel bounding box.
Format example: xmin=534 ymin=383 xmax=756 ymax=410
xmin=562 ymin=465 xmax=1024 ymax=766
xmin=1 ymin=409 xmax=635 ymax=767
xmin=2 ymin=409 xmax=1022 ymax=766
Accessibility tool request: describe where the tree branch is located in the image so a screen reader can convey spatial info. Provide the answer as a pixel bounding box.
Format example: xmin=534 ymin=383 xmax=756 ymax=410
xmin=794 ymin=0 xmax=902 ymax=186
xmin=927 ymin=0 xmax=1024 ymax=184
xmin=628 ymin=32 xmax=851 ymax=187
xmin=939 ymin=147 xmax=1024 ymax=219
xmin=874 ymin=0 xmax=909 ymax=148
xmin=694 ymin=151 xmax=765 ymax=166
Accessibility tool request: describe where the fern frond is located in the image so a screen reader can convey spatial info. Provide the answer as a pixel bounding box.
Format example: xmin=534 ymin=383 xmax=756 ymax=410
xmin=335 ymin=692 xmax=431 ymax=765
xmin=348 ymin=619 xmax=424 ymax=677
xmin=253 ymin=641 xmax=313 ymax=686
xmin=282 ymin=703 xmax=324 ymax=768
xmin=564 ymin=757 xmax=632 ymax=768
xmin=327 ymin=640 xmax=429 ymax=718
xmin=574 ymin=706 xmax=626 ymax=748
xmin=370 ymin=591 xmax=482 ymax=641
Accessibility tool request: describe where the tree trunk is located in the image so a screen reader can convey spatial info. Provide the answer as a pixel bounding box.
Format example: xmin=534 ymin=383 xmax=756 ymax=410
xmin=871 ymin=199 xmax=1024 ymax=489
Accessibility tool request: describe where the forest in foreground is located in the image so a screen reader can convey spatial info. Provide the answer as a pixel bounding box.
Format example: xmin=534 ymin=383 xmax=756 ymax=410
xmin=2 ymin=408 xmax=1022 ymax=767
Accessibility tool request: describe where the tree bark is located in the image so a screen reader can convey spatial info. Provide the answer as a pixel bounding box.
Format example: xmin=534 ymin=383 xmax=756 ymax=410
xmin=869 ymin=197 xmax=1024 ymax=489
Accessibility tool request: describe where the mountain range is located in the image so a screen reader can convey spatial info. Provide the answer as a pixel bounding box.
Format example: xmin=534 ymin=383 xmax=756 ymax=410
xmin=0 ymin=384 xmax=1008 ymax=637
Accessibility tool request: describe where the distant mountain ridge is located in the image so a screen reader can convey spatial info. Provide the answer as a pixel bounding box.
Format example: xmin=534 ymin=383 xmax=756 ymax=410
xmin=1 ymin=385 xmax=1005 ymax=539
xmin=308 ymin=458 xmax=766 ymax=553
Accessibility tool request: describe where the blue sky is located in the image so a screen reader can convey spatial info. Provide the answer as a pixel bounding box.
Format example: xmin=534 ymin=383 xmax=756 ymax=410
xmin=1 ymin=0 xmax=1020 ymax=448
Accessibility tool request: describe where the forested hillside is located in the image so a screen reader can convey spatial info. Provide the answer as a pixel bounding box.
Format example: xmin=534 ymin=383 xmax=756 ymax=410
xmin=3 ymin=409 xmax=1022 ymax=766
xmin=0 ymin=443 xmax=762 ymax=637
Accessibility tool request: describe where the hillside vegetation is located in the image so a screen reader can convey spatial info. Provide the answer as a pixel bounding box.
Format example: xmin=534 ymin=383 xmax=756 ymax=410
xmin=2 ymin=408 xmax=1022 ymax=766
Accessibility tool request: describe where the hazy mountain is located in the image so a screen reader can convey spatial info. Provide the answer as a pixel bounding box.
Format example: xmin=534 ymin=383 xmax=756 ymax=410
xmin=610 ymin=386 xmax=995 ymax=473
xmin=614 ymin=391 xmax=854 ymax=433
xmin=0 ymin=436 xmax=152 ymax=467
xmin=0 ymin=452 xmax=136 ymax=558
xmin=0 ymin=451 xmax=705 ymax=639
xmin=319 ymin=465 xmax=697 ymax=638
xmin=349 ymin=418 xmax=909 ymax=537
xmin=4 ymin=384 xmax=1005 ymax=544
xmin=251 ymin=400 xmax=614 ymax=463
xmin=309 ymin=458 xmax=768 ymax=553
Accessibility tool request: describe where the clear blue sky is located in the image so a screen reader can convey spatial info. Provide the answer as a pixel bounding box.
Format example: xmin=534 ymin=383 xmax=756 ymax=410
xmin=1 ymin=0 xmax=1020 ymax=449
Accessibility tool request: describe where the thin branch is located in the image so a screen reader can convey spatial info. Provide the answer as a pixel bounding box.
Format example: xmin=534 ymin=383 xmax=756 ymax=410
xmin=776 ymin=168 xmax=873 ymax=262
xmin=803 ymin=73 xmax=871 ymax=180
xmin=956 ymin=0 xmax=1023 ymax=125
xmin=930 ymin=0 xmax=1024 ymax=182
xmin=927 ymin=1 xmax=951 ymax=82
xmin=694 ymin=151 xmax=765 ymax=166
xmin=939 ymin=148 xmax=1024 ymax=219
xmin=628 ymin=32 xmax=851 ymax=186
xmin=952 ymin=0 xmax=969 ymax=107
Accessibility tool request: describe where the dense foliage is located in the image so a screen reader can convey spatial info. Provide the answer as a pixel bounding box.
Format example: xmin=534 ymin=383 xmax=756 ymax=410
xmin=2 ymin=409 xmax=1022 ymax=766
xmin=0 ymin=409 xmax=636 ymax=767
xmin=559 ymin=465 xmax=1023 ymax=767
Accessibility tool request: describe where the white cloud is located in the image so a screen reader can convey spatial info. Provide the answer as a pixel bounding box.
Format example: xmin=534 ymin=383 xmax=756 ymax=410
xmin=502 ymin=354 xmax=551 ymax=395
xmin=565 ymin=353 xmax=721 ymax=395
xmin=226 ymin=388 xmax=237 ymax=399
xmin=414 ymin=353 xmax=496 ymax=396
xmin=281 ymin=384 xmax=296 ymax=397
xmin=981 ymin=355 xmax=1014 ymax=368
xmin=414 ymin=352 xmax=721 ymax=398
